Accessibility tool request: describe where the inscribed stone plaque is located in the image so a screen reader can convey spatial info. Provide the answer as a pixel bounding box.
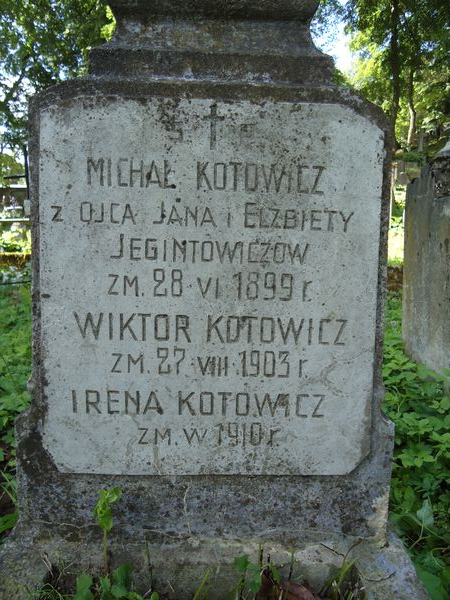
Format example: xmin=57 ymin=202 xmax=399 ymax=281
xmin=38 ymin=97 xmax=384 ymax=475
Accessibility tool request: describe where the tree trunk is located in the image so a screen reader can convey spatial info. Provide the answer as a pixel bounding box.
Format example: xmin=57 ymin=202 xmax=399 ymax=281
xmin=407 ymin=67 xmax=416 ymax=150
xmin=389 ymin=0 xmax=401 ymax=149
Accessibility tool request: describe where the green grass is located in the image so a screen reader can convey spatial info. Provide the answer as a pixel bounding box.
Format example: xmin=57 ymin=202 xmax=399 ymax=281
xmin=0 ymin=284 xmax=448 ymax=599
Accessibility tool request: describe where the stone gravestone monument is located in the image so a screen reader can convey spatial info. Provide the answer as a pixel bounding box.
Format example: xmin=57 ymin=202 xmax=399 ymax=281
xmin=1 ymin=1 xmax=427 ymax=597
xmin=403 ymin=140 xmax=450 ymax=381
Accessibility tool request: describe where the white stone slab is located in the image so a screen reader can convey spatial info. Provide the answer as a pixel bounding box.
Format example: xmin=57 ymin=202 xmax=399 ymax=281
xmin=38 ymin=97 xmax=384 ymax=475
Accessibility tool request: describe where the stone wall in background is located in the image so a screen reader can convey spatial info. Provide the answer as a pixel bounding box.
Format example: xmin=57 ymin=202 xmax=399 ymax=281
xmin=403 ymin=141 xmax=450 ymax=377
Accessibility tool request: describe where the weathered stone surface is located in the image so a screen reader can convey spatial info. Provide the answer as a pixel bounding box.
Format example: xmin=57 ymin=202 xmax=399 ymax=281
xmin=89 ymin=0 xmax=333 ymax=83
xmin=403 ymin=146 xmax=450 ymax=375
xmin=18 ymin=77 xmax=394 ymax=546
xmin=108 ymin=0 xmax=320 ymax=20
xmin=38 ymin=96 xmax=383 ymax=476
xmin=0 ymin=526 xmax=428 ymax=599
xmin=0 ymin=1 xmax=426 ymax=598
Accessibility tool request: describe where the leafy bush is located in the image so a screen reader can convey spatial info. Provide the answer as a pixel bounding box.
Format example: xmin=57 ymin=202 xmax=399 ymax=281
xmin=383 ymin=293 xmax=450 ymax=599
xmin=0 ymin=283 xmax=31 ymax=541
xmin=0 ymin=226 xmax=31 ymax=253
xmin=397 ymin=149 xmax=427 ymax=164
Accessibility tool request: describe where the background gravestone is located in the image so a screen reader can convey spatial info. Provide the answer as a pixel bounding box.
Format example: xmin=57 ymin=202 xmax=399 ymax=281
xmin=403 ymin=140 xmax=450 ymax=379
xmin=0 ymin=1 xmax=428 ymax=598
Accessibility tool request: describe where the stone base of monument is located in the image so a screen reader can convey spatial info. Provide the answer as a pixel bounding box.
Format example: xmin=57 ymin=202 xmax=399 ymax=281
xmin=0 ymin=527 xmax=428 ymax=599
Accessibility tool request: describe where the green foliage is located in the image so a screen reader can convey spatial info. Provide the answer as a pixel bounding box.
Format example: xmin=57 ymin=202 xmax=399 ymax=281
xmin=0 ymin=0 xmax=115 ymax=150
xmin=389 ymin=215 xmax=403 ymax=231
xmin=97 ymin=563 xmax=144 ymax=599
xmin=0 ymin=227 xmax=31 ymax=253
xmin=0 ymin=506 xmax=18 ymax=537
xmin=399 ymin=149 xmax=427 ymax=164
xmin=71 ymin=564 xmax=149 ymax=600
xmin=387 ymin=257 xmax=403 ymax=268
xmin=231 ymin=551 xmax=366 ymax=599
xmin=383 ymin=293 xmax=450 ymax=599
xmin=0 ymin=283 xmax=31 ymax=543
xmin=93 ymin=487 xmax=123 ymax=574
xmin=192 ymin=570 xmax=210 ymax=600
xmin=232 ymin=554 xmax=262 ymax=597
xmin=320 ymin=559 xmax=366 ymax=600
xmin=93 ymin=488 xmax=123 ymax=535
xmin=344 ymin=0 xmax=450 ymax=148
xmin=74 ymin=575 xmax=94 ymax=600
xmin=34 ymin=582 xmax=71 ymax=599
xmin=0 ymin=151 xmax=24 ymax=186
xmin=100 ymin=6 xmax=116 ymax=43
xmin=312 ymin=0 xmax=345 ymax=47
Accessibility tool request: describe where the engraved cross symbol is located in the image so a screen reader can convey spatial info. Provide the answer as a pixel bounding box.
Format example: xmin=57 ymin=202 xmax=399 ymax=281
xmin=203 ymin=104 xmax=225 ymax=150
